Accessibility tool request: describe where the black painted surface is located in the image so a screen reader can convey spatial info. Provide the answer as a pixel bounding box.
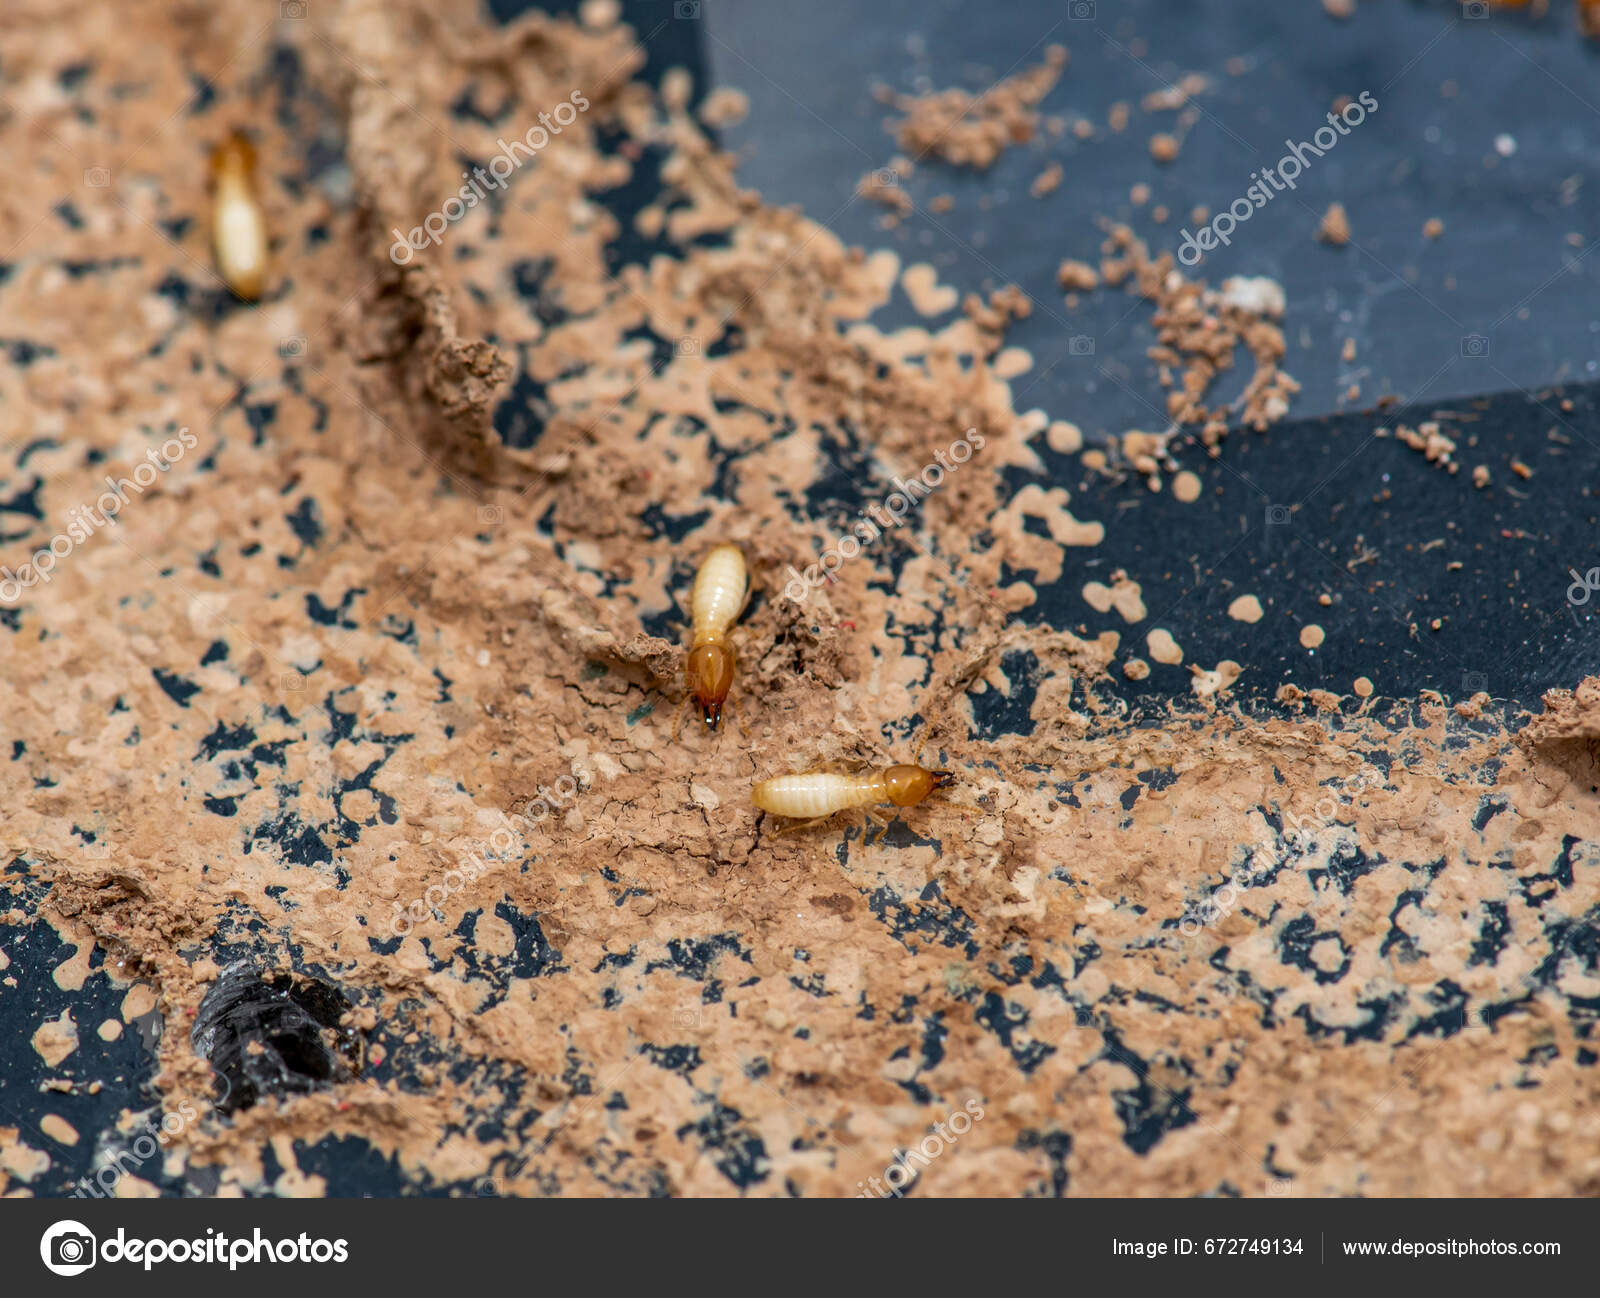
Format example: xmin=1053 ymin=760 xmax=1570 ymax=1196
xmin=710 ymin=0 xmax=1600 ymax=429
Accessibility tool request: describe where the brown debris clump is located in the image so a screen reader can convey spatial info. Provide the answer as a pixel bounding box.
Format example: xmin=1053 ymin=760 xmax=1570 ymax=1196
xmin=1378 ymin=421 xmax=1460 ymax=473
xmin=878 ymin=44 xmax=1068 ymax=169
xmin=1057 ymin=259 xmax=1100 ymax=292
xmin=857 ymin=165 xmax=913 ymax=220
xmin=1520 ymin=677 xmax=1600 ymax=746
xmin=1318 ymin=201 xmax=1351 ymax=245
xmin=1097 ymin=225 xmax=1300 ymax=441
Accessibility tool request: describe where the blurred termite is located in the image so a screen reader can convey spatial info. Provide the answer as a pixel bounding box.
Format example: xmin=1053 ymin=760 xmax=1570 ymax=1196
xmin=210 ymin=132 xmax=267 ymax=301
xmin=752 ymin=762 xmax=957 ymax=835
xmin=676 ymin=543 xmax=749 ymax=735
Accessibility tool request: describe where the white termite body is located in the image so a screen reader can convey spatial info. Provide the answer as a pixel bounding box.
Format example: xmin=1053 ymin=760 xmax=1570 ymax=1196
xmin=211 ymin=134 xmax=267 ymax=302
xmin=752 ymin=764 xmax=954 ymax=821
xmin=690 ymin=544 xmax=747 ymax=645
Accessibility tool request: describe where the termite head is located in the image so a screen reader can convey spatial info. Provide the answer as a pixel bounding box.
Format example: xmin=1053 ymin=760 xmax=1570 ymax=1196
xmin=210 ymin=131 xmax=255 ymax=183
xmin=687 ymin=641 xmax=736 ymax=729
xmin=884 ymin=764 xmax=955 ymax=807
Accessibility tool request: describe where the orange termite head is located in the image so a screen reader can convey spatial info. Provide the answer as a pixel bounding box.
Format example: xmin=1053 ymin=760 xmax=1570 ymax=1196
xmin=211 ymin=131 xmax=255 ymax=182
xmin=687 ymin=641 xmax=735 ymax=729
xmin=883 ymin=764 xmax=956 ymax=807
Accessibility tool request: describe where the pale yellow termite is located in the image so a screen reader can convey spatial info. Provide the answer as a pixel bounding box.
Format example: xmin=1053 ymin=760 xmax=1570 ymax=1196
xmin=681 ymin=543 xmax=748 ymax=732
xmin=210 ymin=132 xmax=268 ymax=302
xmin=752 ymin=763 xmax=955 ymax=832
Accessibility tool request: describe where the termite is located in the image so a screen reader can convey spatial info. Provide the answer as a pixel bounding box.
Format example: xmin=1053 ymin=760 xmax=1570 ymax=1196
xmin=678 ymin=543 xmax=749 ymax=733
xmin=752 ymin=763 xmax=956 ymax=833
xmin=210 ymin=131 xmax=268 ymax=302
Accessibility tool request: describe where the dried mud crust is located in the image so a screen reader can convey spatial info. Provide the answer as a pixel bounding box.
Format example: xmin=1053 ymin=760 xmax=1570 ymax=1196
xmin=0 ymin=0 xmax=1596 ymax=1199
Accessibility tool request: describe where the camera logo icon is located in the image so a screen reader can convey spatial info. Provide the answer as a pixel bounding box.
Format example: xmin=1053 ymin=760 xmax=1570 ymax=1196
xmin=477 ymin=504 xmax=504 ymax=525
xmin=675 ymin=0 xmax=701 ymax=17
xmin=1461 ymin=670 xmax=1487 ymax=694
xmin=1069 ymin=0 xmax=1097 ymax=17
xmin=83 ymin=167 xmax=110 ymax=188
xmin=677 ymin=336 xmax=701 ymax=356
xmin=1461 ymin=0 xmax=1489 ymax=17
xmin=1460 ymin=333 xmax=1489 ymax=357
xmin=1068 ymin=335 xmax=1095 ymax=356
xmin=41 ymin=1221 xmax=97 ymax=1276
xmin=280 ymin=0 xmax=308 ymax=18
xmin=1265 ymin=503 xmax=1291 ymax=525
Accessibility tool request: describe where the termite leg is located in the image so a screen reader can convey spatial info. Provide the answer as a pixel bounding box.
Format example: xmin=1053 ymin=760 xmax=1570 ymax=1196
xmin=724 ymin=694 xmax=750 ymax=740
xmin=862 ymin=806 xmax=894 ymax=845
xmin=774 ymin=815 xmax=835 ymax=838
xmin=670 ymin=691 xmax=693 ymax=744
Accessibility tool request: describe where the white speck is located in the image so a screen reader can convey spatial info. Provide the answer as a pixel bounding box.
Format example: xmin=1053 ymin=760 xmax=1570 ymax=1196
xmin=476 ymin=649 xmax=490 ymax=667
xmin=1494 ymin=133 xmax=1516 ymax=157
xmin=1219 ymin=275 xmax=1286 ymax=318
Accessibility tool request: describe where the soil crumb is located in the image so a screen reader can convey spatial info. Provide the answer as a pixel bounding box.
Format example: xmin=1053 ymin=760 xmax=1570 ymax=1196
xmin=1227 ymin=594 xmax=1264 ymax=623
xmin=878 ymin=45 xmax=1068 ymax=169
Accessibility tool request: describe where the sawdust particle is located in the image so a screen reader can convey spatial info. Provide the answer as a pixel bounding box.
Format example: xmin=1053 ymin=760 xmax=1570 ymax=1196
xmin=1147 ymin=628 xmax=1183 ymax=664
xmin=1318 ymin=202 xmax=1351 ymax=245
xmin=1227 ymin=594 xmax=1264 ymax=623
xmin=32 ymin=1011 xmax=79 ymax=1068
xmin=39 ymin=1114 xmax=78 ymax=1147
